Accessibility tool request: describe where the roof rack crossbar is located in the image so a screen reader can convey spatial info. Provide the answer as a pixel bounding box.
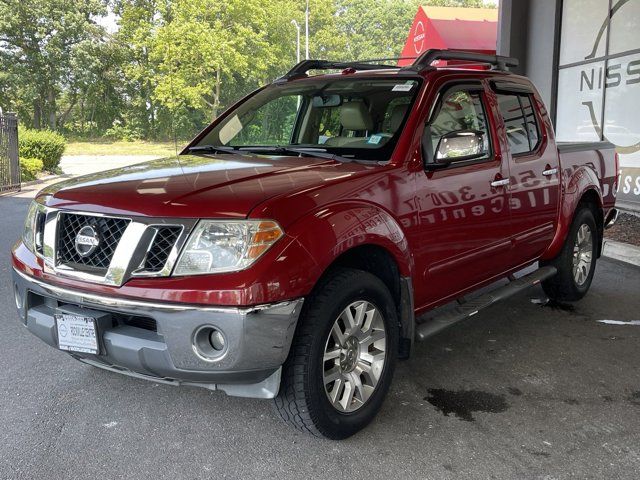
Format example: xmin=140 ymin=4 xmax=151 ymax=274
xmin=355 ymin=56 xmax=417 ymax=64
xmin=402 ymin=49 xmax=519 ymax=72
xmin=274 ymin=50 xmax=519 ymax=83
xmin=275 ymin=59 xmax=400 ymax=82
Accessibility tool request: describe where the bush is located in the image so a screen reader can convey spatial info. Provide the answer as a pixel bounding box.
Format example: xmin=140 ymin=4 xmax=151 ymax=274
xmin=104 ymin=123 xmax=143 ymax=142
xmin=20 ymin=157 xmax=44 ymax=181
xmin=18 ymin=128 xmax=66 ymax=172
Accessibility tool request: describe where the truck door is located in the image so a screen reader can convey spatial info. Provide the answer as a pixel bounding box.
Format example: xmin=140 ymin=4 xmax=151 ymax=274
xmin=491 ymin=83 xmax=561 ymax=264
xmin=412 ymin=82 xmax=512 ymax=308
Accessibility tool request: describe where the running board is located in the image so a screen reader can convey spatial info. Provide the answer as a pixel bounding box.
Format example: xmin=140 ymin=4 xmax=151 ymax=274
xmin=415 ymin=266 xmax=557 ymax=342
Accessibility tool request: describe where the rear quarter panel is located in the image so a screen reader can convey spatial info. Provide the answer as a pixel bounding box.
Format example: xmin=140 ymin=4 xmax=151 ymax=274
xmin=542 ymin=145 xmax=618 ymax=260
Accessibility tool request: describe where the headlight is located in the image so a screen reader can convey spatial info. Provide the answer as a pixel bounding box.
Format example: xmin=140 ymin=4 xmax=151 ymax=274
xmin=22 ymin=201 xmax=39 ymax=253
xmin=22 ymin=200 xmax=46 ymax=255
xmin=173 ymin=220 xmax=284 ymax=275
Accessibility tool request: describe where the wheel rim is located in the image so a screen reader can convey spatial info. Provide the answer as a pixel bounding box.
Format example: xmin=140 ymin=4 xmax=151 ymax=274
xmin=572 ymin=223 xmax=593 ymax=286
xmin=322 ymin=301 xmax=387 ymax=413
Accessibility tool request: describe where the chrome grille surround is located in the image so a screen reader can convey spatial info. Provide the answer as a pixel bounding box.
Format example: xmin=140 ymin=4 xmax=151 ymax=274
xmin=37 ymin=208 xmax=197 ymax=286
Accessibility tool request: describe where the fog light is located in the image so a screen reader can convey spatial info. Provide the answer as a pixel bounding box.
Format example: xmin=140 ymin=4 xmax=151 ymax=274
xmin=193 ymin=326 xmax=227 ymax=361
xmin=209 ymin=329 xmax=225 ymax=351
xmin=14 ymin=284 xmax=23 ymax=310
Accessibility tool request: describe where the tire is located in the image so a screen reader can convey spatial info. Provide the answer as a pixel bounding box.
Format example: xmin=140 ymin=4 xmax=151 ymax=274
xmin=542 ymin=206 xmax=598 ymax=302
xmin=274 ymin=268 xmax=398 ymax=439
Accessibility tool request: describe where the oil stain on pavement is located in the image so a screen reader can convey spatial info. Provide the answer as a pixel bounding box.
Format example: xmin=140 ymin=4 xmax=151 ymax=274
xmin=507 ymin=386 xmax=523 ymax=396
xmin=539 ymin=298 xmax=576 ymax=313
xmin=425 ymin=389 xmax=509 ymax=421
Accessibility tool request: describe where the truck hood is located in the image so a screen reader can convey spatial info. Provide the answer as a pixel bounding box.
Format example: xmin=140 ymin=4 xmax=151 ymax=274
xmin=41 ymin=154 xmax=372 ymax=218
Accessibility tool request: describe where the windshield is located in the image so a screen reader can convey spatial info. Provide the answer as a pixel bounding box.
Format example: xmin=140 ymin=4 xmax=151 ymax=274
xmin=194 ymin=77 xmax=422 ymax=161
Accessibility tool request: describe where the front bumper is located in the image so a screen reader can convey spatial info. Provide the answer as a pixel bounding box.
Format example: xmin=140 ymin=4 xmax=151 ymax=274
xmin=12 ymin=268 xmax=304 ymax=398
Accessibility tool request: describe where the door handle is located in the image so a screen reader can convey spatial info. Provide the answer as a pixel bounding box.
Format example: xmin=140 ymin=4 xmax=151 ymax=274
xmin=490 ymin=178 xmax=510 ymax=188
xmin=542 ymin=167 xmax=558 ymax=177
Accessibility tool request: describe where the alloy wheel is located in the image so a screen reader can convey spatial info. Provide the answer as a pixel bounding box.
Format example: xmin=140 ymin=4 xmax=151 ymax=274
xmin=572 ymin=223 xmax=593 ymax=286
xmin=322 ymin=301 xmax=387 ymax=413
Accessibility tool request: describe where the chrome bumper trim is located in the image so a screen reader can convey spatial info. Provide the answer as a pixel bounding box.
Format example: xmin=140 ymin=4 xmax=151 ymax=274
xmin=13 ymin=268 xmax=301 ymax=315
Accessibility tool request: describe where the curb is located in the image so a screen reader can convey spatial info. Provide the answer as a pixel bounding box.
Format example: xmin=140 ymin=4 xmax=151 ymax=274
xmin=0 ymin=174 xmax=71 ymax=198
xmin=21 ymin=174 xmax=70 ymax=187
xmin=602 ymin=239 xmax=640 ymax=268
xmin=616 ymin=202 xmax=640 ymax=216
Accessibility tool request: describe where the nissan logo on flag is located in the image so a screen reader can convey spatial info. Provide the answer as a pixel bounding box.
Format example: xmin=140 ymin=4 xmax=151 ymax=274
xmin=413 ymin=21 xmax=425 ymax=54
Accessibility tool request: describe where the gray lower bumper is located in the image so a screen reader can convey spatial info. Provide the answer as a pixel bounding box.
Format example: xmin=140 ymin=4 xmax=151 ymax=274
xmin=12 ymin=268 xmax=304 ymax=399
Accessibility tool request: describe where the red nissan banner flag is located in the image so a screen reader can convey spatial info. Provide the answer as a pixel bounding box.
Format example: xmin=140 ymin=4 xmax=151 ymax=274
xmin=399 ymin=6 xmax=498 ymax=67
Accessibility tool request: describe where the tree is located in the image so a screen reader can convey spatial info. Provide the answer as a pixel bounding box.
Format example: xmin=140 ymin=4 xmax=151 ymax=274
xmin=151 ymin=0 xmax=283 ymax=119
xmin=60 ymin=38 xmax=127 ymax=133
xmin=0 ymin=0 xmax=496 ymax=140
xmin=0 ymin=0 xmax=107 ymax=129
xmin=114 ymin=0 xmax=170 ymax=138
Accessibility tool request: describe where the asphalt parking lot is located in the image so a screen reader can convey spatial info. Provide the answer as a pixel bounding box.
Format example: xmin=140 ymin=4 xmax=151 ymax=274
xmin=1 ymin=192 xmax=640 ymax=480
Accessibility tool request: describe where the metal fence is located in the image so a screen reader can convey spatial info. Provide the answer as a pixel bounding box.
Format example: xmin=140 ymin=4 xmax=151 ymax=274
xmin=0 ymin=113 xmax=20 ymax=193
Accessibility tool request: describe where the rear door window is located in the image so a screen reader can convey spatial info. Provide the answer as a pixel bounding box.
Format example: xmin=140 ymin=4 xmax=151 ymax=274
xmin=497 ymin=93 xmax=540 ymax=155
xmin=520 ymin=95 xmax=539 ymax=149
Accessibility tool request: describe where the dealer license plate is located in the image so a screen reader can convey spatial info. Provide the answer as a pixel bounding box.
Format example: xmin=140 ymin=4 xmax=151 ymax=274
xmin=55 ymin=314 xmax=99 ymax=354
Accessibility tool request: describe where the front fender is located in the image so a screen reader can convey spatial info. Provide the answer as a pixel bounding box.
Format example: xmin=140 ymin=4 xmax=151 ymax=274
xmin=286 ymin=201 xmax=414 ymax=282
xmin=542 ymin=165 xmax=602 ymax=260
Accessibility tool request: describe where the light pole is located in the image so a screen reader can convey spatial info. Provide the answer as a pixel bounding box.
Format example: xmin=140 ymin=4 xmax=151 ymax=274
xmin=291 ymin=19 xmax=301 ymax=64
xmin=305 ymin=0 xmax=309 ymax=60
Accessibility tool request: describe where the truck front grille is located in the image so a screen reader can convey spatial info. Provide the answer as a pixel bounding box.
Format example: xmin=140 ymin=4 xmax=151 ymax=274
xmin=57 ymin=213 xmax=130 ymax=272
xmin=40 ymin=208 xmax=194 ymax=286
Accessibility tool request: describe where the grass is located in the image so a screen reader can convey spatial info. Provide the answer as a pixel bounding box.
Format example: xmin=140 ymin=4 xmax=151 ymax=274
xmin=65 ymin=139 xmax=184 ymax=157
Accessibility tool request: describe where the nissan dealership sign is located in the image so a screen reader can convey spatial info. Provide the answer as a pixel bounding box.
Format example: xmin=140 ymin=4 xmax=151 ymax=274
xmin=556 ymin=0 xmax=640 ymax=210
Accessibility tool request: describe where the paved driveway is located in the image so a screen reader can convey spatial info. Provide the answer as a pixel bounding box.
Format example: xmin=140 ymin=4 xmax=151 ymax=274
xmin=1 ymin=192 xmax=640 ymax=479
xmin=59 ymin=155 xmax=160 ymax=176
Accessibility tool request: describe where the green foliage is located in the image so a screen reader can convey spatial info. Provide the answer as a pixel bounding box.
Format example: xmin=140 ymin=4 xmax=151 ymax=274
xmin=104 ymin=123 xmax=144 ymax=142
xmin=20 ymin=157 xmax=45 ymax=181
xmin=18 ymin=128 xmax=67 ymax=171
xmin=1 ymin=0 xmax=494 ymax=142
xmin=0 ymin=0 xmax=106 ymax=130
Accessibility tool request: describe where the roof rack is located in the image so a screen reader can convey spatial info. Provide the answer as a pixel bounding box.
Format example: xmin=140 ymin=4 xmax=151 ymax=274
xmin=275 ymin=59 xmax=401 ymax=82
xmin=402 ymin=49 xmax=519 ymax=72
xmin=274 ymin=50 xmax=519 ymax=83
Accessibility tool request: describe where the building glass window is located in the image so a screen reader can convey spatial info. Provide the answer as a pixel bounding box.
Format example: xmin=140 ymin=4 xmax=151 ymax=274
xmin=556 ymin=0 xmax=640 ymax=209
xmin=559 ymin=0 xmax=609 ymax=65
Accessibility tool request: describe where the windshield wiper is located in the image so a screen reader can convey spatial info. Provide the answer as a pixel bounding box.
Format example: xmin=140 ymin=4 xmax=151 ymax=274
xmin=188 ymin=145 xmax=239 ymax=154
xmin=238 ymin=146 xmax=354 ymax=163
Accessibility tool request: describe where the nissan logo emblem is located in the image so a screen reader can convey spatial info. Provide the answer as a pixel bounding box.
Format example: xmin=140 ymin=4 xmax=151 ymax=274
xmin=74 ymin=225 xmax=100 ymax=257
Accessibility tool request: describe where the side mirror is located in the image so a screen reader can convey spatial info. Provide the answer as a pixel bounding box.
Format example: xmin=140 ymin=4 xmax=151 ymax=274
xmin=434 ymin=130 xmax=486 ymax=164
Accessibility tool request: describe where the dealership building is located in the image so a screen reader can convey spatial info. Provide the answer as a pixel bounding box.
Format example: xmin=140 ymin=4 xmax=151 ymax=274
xmin=498 ymin=0 xmax=640 ymax=210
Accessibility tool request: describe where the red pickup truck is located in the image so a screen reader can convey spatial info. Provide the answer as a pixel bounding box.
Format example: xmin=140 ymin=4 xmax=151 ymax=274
xmin=12 ymin=50 xmax=618 ymax=439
